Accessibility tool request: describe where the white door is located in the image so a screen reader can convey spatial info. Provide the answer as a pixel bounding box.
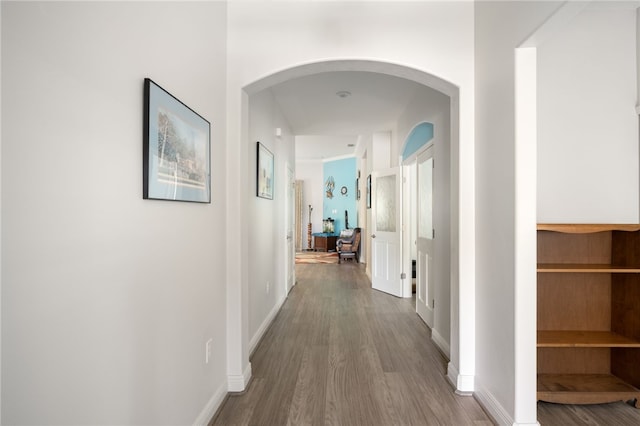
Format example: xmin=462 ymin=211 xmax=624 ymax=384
xmin=285 ymin=165 xmax=295 ymax=293
xmin=416 ymin=146 xmax=434 ymax=326
xmin=371 ymin=167 xmax=403 ymax=297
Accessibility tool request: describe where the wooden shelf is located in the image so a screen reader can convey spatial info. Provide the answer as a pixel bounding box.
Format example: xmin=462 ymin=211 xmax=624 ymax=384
xmin=538 ymin=331 xmax=640 ymax=348
xmin=537 ymin=224 xmax=640 ymax=407
xmin=538 ymin=224 xmax=640 ymax=233
xmin=538 ymin=374 xmax=640 ymax=407
xmin=537 ymin=264 xmax=640 ymax=273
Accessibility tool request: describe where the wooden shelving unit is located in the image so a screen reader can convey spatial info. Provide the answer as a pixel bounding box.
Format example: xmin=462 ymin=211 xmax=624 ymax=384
xmin=537 ymin=224 xmax=640 ymax=408
xmin=538 ymin=330 xmax=640 ymax=348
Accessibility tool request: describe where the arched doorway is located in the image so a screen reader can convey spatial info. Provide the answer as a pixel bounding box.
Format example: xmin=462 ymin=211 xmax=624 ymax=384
xmin=226 ymin=60 xmax=475 ymax=396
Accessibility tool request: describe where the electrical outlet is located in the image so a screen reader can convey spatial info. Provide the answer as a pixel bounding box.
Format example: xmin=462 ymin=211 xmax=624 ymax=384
xmin=205 ymin=338 xmax=212 ymax=364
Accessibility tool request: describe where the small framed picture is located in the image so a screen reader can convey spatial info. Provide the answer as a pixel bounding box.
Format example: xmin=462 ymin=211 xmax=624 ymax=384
xmin=257 ymin=142 xmax=274 ymax=199
xmin=366 ymin=174 xmax=371 ymax=209
xmin=143 ymin=78 xmax=211 ymax=203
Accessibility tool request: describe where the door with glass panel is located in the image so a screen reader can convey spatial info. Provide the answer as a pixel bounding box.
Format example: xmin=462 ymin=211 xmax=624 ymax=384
xmin=371 ymin=167 xmax=402 ymax=297
xmin=416 ymin=146 xmax=434 ymax=326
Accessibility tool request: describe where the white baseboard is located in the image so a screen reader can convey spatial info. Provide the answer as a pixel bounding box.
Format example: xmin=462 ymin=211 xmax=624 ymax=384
xmin=446 ymin=362 xmax=474 ymax=394
xmin=228 ymin=294 xmax=284 ymax=395
xmin=192 ymin=380 xmax=228 ymax=426
xmin=249 ymin=295 xmax=286 ymax=356
xmin=431 ymin=329 xmax=450 ymax=359
xmin=446 ymin=362 xmax=460 ymax=391
xmin=474 ymin=380 xmax=515 ymax=426
xmin=227 ymin=363 xmax=252 ymax=392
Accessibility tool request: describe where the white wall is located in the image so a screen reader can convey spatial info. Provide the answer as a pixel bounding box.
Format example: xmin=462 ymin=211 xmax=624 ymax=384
xmin=295 ymin=159 xmax=324 ymax=249
xmin=397 ymin=86 xmax=451 ymax=356
xmin=355 ymin=134 xmax=372 ymax=270
xmin=1 ymin=2 xmax=228 ymax=424
xmin=475 ymin=1 xmax=562 ymax=424
xmin=247 ymin=89 xmax=295 ymax=351
xmin=372 ymin=131 xmax=392 ymax=170
xmin=226 ymin=2 xmax=476 ymax=394
xmin=538 ymin=5 xmax=639 ymax=223
xmin=475 ymin=3 xmax=640 ymax=424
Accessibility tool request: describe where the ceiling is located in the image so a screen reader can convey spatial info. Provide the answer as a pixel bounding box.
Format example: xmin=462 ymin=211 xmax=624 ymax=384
xmin=269 ymin=71 xmax=428 ymax=160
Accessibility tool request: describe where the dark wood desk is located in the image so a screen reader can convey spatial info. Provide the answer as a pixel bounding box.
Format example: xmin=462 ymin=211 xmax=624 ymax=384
xmin=313 ymin=234 xmax=337 ymax=252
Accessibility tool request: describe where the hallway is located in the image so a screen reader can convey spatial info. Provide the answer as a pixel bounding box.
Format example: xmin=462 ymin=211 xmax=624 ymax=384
xmin=211 ymin=263 xmax=493 ymax=425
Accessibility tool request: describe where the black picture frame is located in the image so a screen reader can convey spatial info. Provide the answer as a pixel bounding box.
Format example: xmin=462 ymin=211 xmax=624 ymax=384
xmin=143 ymin=78 xmax=211 ymax=203
xmin=356 ymin=178 xmax=360 ymax=200
xmin=366 ymin=174 xmax=372 ymax=209
xmin=257 ymin=142 xmax=274 ymax=199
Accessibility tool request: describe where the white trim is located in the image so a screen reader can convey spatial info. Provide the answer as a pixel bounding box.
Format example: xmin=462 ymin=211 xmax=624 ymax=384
xmin=514 ymin=46 xmax=539 ymax=424
xmin=249 ymin=295 xmax=286 ymax=355
xmin=399 ymin=121 xmax=434 ymax=164
xmin=227 ymin=363 xmax=252 ymax=392
xmin=446 ymin=361 xmax=474 ymax=394
xmin=321 ymin=153 xmax=356 ymax=162
xmin=431 ymin=328 xmax=450 ymax=359
xmin=474 ymin=381 xmax=512 ymax=426
xmin=474 ymin=380 xmax=531 ymax=426
xmin=401 ymin=164 xmax=413 ymax=299
xmin=473 ymin=381 xmax=540 ymax=425
xmin=401 ymin=140 xmax=434 ymax=166
xmin=446 ymin=361 xmax=458 ymax=389
xmin=192 ymin=381 xmax=228 ymax=426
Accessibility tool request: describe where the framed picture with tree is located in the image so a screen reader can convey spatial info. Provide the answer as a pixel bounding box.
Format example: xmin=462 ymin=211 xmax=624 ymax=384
xmin=143 ymin=78 xmax=211 ymax=203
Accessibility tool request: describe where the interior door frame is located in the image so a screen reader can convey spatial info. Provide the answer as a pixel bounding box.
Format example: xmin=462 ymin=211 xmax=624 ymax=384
xmin=401 ymin=142 xmax=436 ymax=303
xmin=415 ymin=145 xmax=435 ymax=326
xmin=401 ymin=162 xmax=415 ymax=298
xmin=371 ymin=167 xmax=404 ymax=297
xmin=284 ymin=162 xmax=295 ymax=294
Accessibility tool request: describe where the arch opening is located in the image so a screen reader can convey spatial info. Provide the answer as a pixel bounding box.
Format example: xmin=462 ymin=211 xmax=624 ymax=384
xmin=227 ymin=58 xmax=474 ymax=397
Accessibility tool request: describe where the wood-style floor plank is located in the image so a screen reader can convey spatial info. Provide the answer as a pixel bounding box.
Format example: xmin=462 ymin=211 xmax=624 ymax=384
xmin=211 ymin=262 xmax=640 ymax=425
xmin=287 ymin=345 xmax=329 ymax=426
xmin=211 ymin=263 xmax=492 ymax=425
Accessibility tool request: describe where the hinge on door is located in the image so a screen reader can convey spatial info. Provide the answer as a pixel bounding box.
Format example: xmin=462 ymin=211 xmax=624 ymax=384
xmin=432 ymin=299 xmax=435 ymax=309
xmin=433 ymin=159 xmax=435 ymax=168
xmin=400 ymin=272 xmax=407 ymax=279
xmin=432 ymin=229 xmax=435 ymax=239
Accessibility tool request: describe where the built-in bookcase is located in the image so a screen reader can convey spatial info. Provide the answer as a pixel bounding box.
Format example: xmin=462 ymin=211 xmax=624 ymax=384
xmin=537 ymin=224 xmax=640 ymax=407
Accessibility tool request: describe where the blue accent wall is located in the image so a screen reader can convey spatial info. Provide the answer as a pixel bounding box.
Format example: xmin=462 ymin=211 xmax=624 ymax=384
xmin=402 ymin=122 xmax=434 ymax=160
xmin=323 ymin=157 xmax=357 ymax=235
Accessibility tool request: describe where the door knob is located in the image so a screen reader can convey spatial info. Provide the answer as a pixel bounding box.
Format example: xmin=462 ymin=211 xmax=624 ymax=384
xmin=372 ymin=234 xmax=376 ymax=238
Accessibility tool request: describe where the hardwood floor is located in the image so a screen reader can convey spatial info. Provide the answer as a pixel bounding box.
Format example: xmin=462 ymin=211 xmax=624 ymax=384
xmin=211 ymin=263 xmax=640 ymax=425
xmin=211 ymin=263 xmax=492 ymax=426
